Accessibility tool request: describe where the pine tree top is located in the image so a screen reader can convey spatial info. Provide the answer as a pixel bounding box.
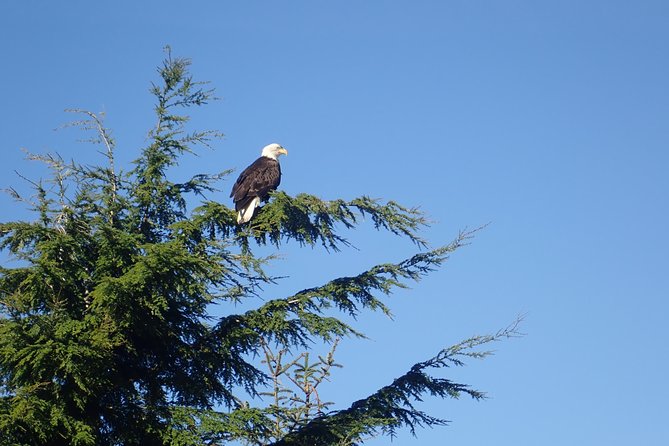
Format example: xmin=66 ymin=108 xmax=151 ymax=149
xmin=0 ymin=49 xmax=520 ymax=446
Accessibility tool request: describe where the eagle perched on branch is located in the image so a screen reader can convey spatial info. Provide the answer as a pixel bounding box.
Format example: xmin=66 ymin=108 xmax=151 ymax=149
xmin=230 ymin=143 xmax=288 ymax=224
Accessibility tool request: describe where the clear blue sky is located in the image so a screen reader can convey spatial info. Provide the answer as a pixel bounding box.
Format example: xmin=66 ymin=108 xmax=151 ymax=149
xmin=1 ymin=1 xmax=668 ymax=444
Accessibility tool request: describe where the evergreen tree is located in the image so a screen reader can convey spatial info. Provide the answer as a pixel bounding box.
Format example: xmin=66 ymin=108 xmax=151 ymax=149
xmin=0 ymin=49 xmax=520 ymax=446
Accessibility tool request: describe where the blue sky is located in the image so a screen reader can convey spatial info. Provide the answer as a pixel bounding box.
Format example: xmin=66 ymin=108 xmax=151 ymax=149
xmin=1 ymin=1 xmax=668 ymax=444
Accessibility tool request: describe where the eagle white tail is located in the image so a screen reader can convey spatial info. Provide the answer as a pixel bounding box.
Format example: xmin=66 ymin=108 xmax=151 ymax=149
xmin=237 ymin=197 xmax=260 ymax=224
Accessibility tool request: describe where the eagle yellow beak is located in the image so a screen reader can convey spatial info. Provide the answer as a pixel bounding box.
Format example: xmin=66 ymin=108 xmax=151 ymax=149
xmin=279 ymin=147 xmax=288 ymax=156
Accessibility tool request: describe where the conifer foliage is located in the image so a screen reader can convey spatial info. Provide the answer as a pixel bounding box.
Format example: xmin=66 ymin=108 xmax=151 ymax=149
xmin=0 ymin=50 xmax=519 ymax=445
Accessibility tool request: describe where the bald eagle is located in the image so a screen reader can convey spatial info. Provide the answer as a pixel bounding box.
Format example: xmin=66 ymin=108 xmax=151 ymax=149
xmin=230 ymin=143 xmax=288 ymax=224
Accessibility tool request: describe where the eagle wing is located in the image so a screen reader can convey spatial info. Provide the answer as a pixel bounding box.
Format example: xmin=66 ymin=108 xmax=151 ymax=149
xmin=230 ymin=157 xmax=281 ymax=211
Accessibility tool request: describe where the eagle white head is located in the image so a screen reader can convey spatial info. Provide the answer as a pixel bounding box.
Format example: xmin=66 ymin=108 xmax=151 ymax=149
xmin=261 ymin=143 xmax=288 ymax=160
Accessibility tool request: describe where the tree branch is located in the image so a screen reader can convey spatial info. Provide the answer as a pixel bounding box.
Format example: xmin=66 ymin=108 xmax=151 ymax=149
xmin=270 ymin=316 xmax=524 ymax=446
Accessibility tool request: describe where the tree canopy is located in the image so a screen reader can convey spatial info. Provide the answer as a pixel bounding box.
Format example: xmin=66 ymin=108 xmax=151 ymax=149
xmin=0 ymin=49 xmax=520 ymax=446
